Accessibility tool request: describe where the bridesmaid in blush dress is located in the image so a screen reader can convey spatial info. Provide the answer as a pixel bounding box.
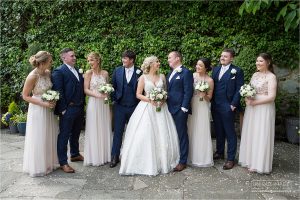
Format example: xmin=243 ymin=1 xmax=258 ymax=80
xmin=188 ymin=58 xmax=214 ymax=167
xmin=22 ymin=51 xmax=59 ymax=177
xmin=83 ymin=52 xmax=112 ymax=166
xmin=239 ymin=53 xmax=277 ymax=174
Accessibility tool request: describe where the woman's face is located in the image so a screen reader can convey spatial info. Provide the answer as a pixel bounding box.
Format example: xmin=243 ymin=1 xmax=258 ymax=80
xmin=151 ymin=59 xmax=160 ymax=72
xmin=256 ymin=56 xmax=268 ymax=72
xmin=195 ymin=60 xmax=206 ymax=73
xmin=87 ymin=56 xmax=99 ymax=70
xmin=44 ymin=56 xmax=53 ymax=70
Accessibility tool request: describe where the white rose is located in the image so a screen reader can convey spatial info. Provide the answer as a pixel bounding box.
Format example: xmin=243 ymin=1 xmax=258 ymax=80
xmin=136 ymin=69 xmax=141 ymax=74
xmin=157 ymin=93 xmax=164 ymax=100
xmin=231 ymin=68 xmax=237 ymax=74
xmin=79 ymin=68 xmax=84 ymax=74
xmin=176 ymin=68 xmax=182 ymax=73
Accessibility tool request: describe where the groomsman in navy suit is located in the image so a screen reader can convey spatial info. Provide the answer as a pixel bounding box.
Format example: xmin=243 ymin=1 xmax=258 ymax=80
xmin=211 ymin=48 xmax=244 ymax=170
xmin=167 ymin=51 xmax=193 ymax=172
xmin=52 ymin=48 xmax=85 ymax=173
xmin=110 ymin=50 xmax=142 ymax=168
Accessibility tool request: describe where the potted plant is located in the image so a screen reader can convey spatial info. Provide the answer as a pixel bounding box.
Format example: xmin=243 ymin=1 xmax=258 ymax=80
xmin=284 ymin=95 xmax=299 ymax=144
xmin=7 ymin=101 xmax=21 ymax=134
xmin=13 ymin=112 xmax=27 ymax=136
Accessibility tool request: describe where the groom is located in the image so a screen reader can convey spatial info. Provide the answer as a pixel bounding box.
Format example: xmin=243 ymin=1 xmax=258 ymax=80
xmin=110 ymin=50 xmax=142 ymax=168
xmin=52 ymin=48 xmax=85 ymax=173
xmin=167 ymin=51 xmax=193 ymax=172
xmin=211 ymin=48 xmax=244 ymax=170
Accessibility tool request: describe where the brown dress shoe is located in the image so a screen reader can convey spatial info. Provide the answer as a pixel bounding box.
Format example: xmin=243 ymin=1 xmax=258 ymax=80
xmin=173 ymin=164 xmax=187 ymax=172
xmin=213 ymin=152 xmax=224 ymax=160
xmin=71 ymin=154 xmax=84 ymax=162
xmin=223 ymin=161 xmax=235 ymax=170
xmin=61 ymin=164 xmax=75 ymax=173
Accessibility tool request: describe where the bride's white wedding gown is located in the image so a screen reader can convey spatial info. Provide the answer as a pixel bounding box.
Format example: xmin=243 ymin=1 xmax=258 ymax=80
xmin=119 ymin=75 xmax=180 ymax=176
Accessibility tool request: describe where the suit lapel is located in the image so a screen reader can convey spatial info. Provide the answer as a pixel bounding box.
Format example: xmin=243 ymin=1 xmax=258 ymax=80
xmin=213 ymin=66 xmax=221 ymax=81
xmin=62 ymin=65 xmax=78 ymax=83
xmin=223 ymin=65 xmax=233 ymax=82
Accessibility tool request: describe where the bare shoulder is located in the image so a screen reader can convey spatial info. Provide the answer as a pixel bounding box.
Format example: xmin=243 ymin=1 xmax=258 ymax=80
xmin=101 ymin=70 xmax=109 ymax=77
xmin=85 ymin=69 xmax=93 ymax=75
xmin=268 ymin=73 xmax=277 ymax=81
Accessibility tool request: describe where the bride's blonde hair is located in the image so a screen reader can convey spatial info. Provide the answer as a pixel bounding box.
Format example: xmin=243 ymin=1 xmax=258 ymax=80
xmin=141 ymin=56 xmax=158 ymax=74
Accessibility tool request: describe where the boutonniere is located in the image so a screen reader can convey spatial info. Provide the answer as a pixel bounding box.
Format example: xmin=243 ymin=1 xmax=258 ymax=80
xmin=231 ymin=68 xmax=237 ymax=75
xmin=78 ymin=68 xmax=84 ymax=74
xmin=175 ymin=68 xmax=182 ymax=73
xmin=136 ymin=69 xmax=141 ymax=75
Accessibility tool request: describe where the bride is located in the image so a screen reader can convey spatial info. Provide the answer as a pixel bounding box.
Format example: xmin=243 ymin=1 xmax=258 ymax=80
xmin=119 ymin=56 xmax=180 ymax=176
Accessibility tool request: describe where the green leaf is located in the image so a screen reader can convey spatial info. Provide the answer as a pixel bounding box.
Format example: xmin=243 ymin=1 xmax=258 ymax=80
xmin=276 ymin=5 xmax=288 ymax=21
xmin=284 ymin=10 xmax=297 ymax=31
xmin=239 ymin=2 xmax=246 ymax=16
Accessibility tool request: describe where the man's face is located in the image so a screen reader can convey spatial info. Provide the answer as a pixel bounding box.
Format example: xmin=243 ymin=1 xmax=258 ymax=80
xmin=122 ymin=57 xmax=134 ymax=68
xmin=168 ymin=52 xmax=179 ymax=69
xmin=63 ymin=51 xmax=76 ymax=66
xmin=220 ymin=52 xmax=233 ymax=66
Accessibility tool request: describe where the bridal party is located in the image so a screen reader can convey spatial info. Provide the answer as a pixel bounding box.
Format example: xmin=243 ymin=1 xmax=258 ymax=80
xmin=21 ymin=48 xmax=277 ymax=177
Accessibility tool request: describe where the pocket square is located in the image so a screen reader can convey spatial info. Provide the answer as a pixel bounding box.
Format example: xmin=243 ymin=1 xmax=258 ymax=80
xmin=176 ymin=76 xmax=180 ymax=80
xmin=231 ymin=76 xmax=236 ymax=80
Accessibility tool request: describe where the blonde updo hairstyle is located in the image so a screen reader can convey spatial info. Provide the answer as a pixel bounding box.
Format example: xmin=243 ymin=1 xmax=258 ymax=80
xmin=29 ymin=51 xmax=52 ymax=68
xmin=141 ymin=56 xmax=158 ymax=74
xmin=87 ymin=52 xmax=102 ymax=68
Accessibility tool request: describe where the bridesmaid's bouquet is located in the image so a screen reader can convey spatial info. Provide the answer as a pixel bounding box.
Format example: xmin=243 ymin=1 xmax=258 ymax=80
xmin=148 ymin=87 xmax=168 ymax=112
xmin=98 ymin=83 xmax=114 ymax=104
xmin=41 ymin=90 xmax=60 ymax=102
xmin=239 ymin=83 xmax=256 ymax=98
xmin=194 ymin=81 xmax=209 ymax=101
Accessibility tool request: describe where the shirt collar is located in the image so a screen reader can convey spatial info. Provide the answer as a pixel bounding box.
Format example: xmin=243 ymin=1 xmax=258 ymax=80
xmin=221 ymin=64 xmax=230 ymax=69
xmin=66 ymin=64 xmax=75 ymax=70
xmin=125 ymin=66 xmax=134 ymax=71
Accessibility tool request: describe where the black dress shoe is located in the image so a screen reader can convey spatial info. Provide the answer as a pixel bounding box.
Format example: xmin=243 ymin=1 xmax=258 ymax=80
xmin=109 ymin=156 xmax=120 ymax=168
xmin=213 ymin=152 xmax=224 ymax=160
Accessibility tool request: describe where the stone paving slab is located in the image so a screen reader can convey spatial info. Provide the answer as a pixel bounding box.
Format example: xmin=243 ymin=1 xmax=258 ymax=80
xmin=0 ymin=129 xmax=299 ymax=199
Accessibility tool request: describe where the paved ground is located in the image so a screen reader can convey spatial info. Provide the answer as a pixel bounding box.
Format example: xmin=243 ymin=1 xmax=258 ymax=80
xmin=0 ymin=129 xmax=299 ymax=199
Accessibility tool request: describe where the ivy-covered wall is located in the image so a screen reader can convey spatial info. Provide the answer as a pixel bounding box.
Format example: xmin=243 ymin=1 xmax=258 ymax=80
xmin=1 ymin=1 xmax=299 ymax=122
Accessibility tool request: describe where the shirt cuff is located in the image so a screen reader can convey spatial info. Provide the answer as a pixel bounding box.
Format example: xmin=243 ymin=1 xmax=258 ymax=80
xmin=181 ymin=107 xmax=188 ymax=113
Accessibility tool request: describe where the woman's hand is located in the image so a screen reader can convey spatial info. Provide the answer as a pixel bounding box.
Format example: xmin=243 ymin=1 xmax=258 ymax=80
xmin=42 ymin=100 xmax=56 ymax=109
xmin=245 ymin=97 xmax=255 ymax=106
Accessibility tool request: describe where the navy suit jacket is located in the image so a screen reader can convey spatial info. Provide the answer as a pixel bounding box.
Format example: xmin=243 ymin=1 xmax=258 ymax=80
xmin=111 ymin=66 xmax=142 ymax=103
xmin=211 ymin=64 xmax=244 ymax=109
xmin=51 ymin=64 xmax=84 ymax=115
xmin=166 ymin=66 xmax=193 ymax=114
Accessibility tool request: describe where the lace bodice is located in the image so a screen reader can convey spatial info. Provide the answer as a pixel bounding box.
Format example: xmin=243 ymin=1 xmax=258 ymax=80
xmin=144 ymin=74 xmax=164 ymax=96
xmin=90 ymin=73 xmax=106 ymax=91
xmin=32 ymin=74 xmax=52 ymax=96
xmin=250 ymin=72 xmax=271 ymax=95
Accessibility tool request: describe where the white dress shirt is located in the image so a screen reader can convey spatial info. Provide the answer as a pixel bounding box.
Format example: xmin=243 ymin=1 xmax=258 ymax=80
xmin=218 ymin=64 xmax=230 ymax=80
xmin=66 ymin=64 xmax=79 ymax=81
xmin=168 ymin=65 xmax=182 ymax=82
xmin=125 ymin=66 xmax=134 ymax=83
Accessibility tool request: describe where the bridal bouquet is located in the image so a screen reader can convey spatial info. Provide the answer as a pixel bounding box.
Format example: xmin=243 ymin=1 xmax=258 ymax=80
xmin=98 ymin=83 xmax=114 ymax=104
xmin=148 ymin=87 xmax=168 ymax=112
xmin=239 ymin=83 xmax=256 ymax=98
xmin=42 ymin=90 xmax=60 ymax=102
xmin=194 ymin=81 xmax=209 ymax=101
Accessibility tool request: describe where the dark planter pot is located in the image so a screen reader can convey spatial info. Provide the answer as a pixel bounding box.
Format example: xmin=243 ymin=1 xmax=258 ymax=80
xmin=17 ymin=122 xmax=26 ymax=136
xmin=285 ymin=117 xmax=299 ymax=144
xmin=9 ymin=122 xmax=19 ymax=134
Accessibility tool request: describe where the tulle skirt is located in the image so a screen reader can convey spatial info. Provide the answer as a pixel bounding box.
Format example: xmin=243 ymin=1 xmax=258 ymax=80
xmin=119 ymin=102 xmax=179 ymax=176
xmin=23 ymin=97 xmax=59 ymax=177
xmin=239 ymin=95 xmax=275 ymax=174
xmin=84 ymin=97 xmax=112 ymax=166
